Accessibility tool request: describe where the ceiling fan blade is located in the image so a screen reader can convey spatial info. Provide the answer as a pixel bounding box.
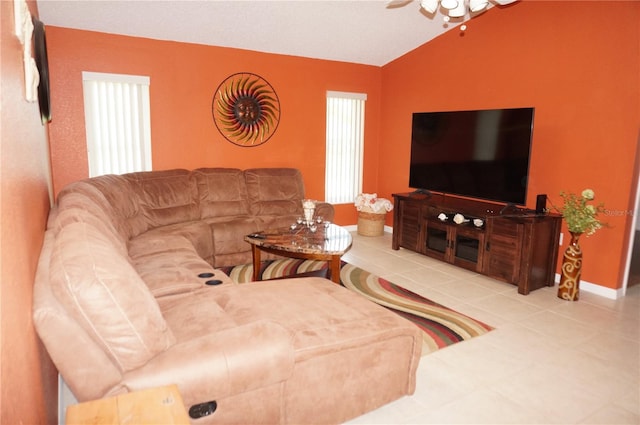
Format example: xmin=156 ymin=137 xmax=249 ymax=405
xmin=386 ymin=0 xmax=414 ymax=9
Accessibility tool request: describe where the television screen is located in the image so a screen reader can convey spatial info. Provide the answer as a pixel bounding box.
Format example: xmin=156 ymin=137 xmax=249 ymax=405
xmin=409 ymin=107 xmax=534 ymax=205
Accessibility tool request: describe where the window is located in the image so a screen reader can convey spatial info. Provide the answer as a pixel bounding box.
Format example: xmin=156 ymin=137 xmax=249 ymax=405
xmin=325 ymin=91 xmax=367 ymax=204
xmin=82 ymin=72 xmax=152 ymax=177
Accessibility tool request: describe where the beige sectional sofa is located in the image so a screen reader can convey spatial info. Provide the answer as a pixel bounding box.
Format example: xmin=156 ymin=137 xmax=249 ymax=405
xmin=33 ymin=167 xmax=422 ymax=424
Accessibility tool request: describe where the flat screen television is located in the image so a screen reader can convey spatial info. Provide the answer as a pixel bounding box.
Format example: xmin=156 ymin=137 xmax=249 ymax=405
xmin=409 ymin=107 xmax=535 ymax=205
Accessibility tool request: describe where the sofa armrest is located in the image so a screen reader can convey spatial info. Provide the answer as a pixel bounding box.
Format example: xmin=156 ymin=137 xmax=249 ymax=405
xmin=315 ymin=202 xmax=335 ymax=222
xmin=118 ymin=321 xmax=294 ymax=406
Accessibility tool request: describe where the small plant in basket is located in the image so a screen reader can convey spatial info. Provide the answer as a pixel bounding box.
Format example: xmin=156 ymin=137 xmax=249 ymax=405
xmin=354 ymin=193 xmax=393 ymax=213
xmin=354 ymin=193 xmax=393 ymax=237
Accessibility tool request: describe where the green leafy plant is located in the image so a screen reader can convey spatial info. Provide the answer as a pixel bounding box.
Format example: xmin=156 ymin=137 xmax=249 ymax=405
xmin=553 ymin=189 xmax=607 ymax=236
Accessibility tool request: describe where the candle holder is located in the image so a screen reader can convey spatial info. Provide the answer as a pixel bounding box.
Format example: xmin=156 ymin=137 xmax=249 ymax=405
xmin=290 ymin=200 xmax=331 ymax=243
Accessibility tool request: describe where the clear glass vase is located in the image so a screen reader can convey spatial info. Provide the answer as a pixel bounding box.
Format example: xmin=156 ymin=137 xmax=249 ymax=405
xmin=302 ymin=199 xmax=316 ymax=225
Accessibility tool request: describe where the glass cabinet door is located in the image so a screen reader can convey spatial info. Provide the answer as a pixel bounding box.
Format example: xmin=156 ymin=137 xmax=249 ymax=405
xmin=455 ymin=234 xmax=480 ymax=263
xmin=425 ymin=221 xmax=449 ymax=260
xmin=452 ymin=227 xmax=484 ymax=272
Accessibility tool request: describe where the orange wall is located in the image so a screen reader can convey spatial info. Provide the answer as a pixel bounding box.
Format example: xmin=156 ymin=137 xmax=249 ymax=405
xmin=46 ymin=28 xmax=382 ymax=224
xmin=1 ymin=0 xmax=58 ymax=423
xmin=379 ymin=1 xmax=640 ymax=291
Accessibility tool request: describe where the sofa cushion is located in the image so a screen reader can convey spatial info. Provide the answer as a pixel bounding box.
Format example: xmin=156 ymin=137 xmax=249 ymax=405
xmin=126 ymin=169 xmax=200 ymax=229
xmin=118 ymin=320 xmax=295 ymax=404
xmin=205 ymin=217 xmax=259 ymax=257
xmin=213 ymin=278 xmax=419 ymax=361
xmin=158 ymin=288 xmax=238 ymax=343
xmin=244 ymin=168 xmax=305 ymax=216
xmin=50 ymin=221 xmax=175 ymax=371
xmin=131 ymin=221 xmax=215 ymax=266
xmin=255 ymin=214 xmax=300 ymax=231
xmin=128 ymin=233 xmax=220 ymax=297
xmin=193 ymin=168 xmax=250 ymax=218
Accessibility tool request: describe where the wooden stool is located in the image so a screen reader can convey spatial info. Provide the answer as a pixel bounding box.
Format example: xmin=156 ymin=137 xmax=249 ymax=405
xmin=66 ymin=384 xmax=189 ymax=424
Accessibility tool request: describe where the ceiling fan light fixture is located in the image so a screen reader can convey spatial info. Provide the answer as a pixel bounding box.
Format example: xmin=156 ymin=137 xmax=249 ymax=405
xmin=420 ymin=0 xmax=440 ymax=13
xmin=440 ymin=0 xmax=458 ymax=10
xmin=408 ymin=0 xmax=520 ymax=27
xmin=448 ymin=0 xmax=466 ymax=17
xmin=469 ymin=0 xmax=489 ymax=12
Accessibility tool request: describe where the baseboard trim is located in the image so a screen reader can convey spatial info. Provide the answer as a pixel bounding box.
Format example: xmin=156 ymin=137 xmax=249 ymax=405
xmin=345 ymin=224 xmax=393 ymax=234
xmin=553 ymin=273 xmax=622 ymax=300
xmin=59 ymin=374 xmax=78 ymax=423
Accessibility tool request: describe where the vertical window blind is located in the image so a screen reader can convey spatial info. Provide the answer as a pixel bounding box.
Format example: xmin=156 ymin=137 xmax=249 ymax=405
xmin=82 ymin=72 xmax=152 ymax=177
xmin=325 ymin=91 xmax=367 ymax=204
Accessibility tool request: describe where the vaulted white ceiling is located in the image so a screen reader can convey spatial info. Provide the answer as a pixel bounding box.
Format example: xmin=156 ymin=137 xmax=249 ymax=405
xmin=35 ymin=0 xmax=503 ymax=66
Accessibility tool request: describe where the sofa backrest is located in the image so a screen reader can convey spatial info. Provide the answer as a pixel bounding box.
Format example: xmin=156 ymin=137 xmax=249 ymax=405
xmin=57 ymin=168 xmax=310 ymax=236
xmin=54 ymin=182 xmax=128 ymax=253
xmin=33 ymin=232 xmax=125 ymax=401
xmin=126 ymin=169 xmax=200 ymax=229
xmin=244 ymin=168 xmax=305 ymax=216
xmin=193 ymin=168 xmax=250 ymax=219
xmin=82 ymin=174 xmax=149 ymax=239
xmin=49 ymin=220 xmax=176 ymax=372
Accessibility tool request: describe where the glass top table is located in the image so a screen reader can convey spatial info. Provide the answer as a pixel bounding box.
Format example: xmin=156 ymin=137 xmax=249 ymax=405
xmin=244 ymin=223 xmax=352 ymax=284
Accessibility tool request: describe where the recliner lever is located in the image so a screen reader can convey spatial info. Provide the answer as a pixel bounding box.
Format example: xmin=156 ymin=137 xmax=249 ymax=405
xmin=189 ymin=400 xmax=217 ymax=419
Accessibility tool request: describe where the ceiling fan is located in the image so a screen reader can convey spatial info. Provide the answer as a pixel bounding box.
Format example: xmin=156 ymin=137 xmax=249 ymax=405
xmin=387 ymin=0 xmax=519 ymax=20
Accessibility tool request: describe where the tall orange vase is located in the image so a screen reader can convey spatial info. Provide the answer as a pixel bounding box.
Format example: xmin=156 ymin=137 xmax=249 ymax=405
xmin=557 ymin=231 xmax=583 ymax=301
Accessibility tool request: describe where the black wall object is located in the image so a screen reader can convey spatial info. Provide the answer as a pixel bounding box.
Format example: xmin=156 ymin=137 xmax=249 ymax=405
xmin=535 ymin=194 xmax=547 ymax=214
xmin=33 ymin=17 xmax=51 ymax=123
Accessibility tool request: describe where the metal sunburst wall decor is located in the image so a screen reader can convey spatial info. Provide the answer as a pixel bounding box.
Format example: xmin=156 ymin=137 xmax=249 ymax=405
xmin=212 ymin=72 xmax=281 ymax=147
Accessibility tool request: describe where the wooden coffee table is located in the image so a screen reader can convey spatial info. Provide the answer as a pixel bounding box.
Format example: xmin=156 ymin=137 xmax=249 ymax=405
xmin=244 ymin=223 xmax=352 ymax=284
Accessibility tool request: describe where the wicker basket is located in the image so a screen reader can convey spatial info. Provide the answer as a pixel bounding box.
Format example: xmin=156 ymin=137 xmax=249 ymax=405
xmin=357 ymin=210 xmax=386 ymax=236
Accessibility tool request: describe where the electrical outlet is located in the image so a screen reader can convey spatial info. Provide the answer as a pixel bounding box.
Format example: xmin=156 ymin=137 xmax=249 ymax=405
xmin=559 ymin=233 xmax=564 ymax=245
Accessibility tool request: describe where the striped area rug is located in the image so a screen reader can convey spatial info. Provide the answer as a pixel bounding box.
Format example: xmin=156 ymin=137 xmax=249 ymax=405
xmin=219 ymin=259 xmax=493 ymax=355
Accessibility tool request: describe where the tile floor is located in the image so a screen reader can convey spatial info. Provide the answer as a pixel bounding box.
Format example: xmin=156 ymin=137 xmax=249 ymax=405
xmin=343 ymin=231 xmax=640 ymax=425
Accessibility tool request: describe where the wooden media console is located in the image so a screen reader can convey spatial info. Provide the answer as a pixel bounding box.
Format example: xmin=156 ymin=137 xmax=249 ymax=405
xmin=392 ymin=192 xmax=562 ymax=295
